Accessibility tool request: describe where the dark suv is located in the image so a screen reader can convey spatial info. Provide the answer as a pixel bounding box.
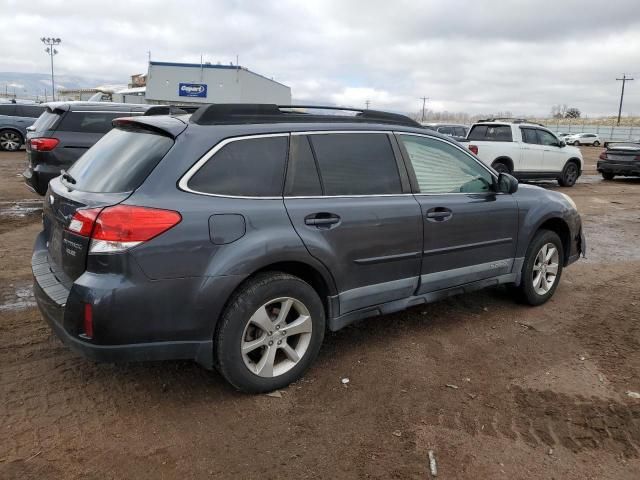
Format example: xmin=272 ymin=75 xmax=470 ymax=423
xmin=32 ymin=104 xmax=585 ymax=393
xmin=23 ymin=102 xmax=153 ymax=194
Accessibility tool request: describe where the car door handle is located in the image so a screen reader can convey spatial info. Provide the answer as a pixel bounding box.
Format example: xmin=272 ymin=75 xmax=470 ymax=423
xmin=426 ymin=208 xmax=453 ymax=222
xmin=304 ymin=213 xmax=341 ymax=228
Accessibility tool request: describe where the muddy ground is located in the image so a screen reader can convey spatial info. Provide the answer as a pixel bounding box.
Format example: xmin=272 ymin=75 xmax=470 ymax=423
xmin=1 ymin=148 xmax=639 ymax=479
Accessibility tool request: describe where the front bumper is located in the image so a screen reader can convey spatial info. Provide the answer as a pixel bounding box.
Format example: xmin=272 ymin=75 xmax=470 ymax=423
xmin=597 ymin=160 xmax=640 ymax=177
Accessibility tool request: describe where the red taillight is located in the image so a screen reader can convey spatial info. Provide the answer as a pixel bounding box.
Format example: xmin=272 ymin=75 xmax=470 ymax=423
xmin=67 ymin=208 xmax=102 ymax=236
xmin=29 ymin=137 xmax=59 ymax=151
xmin=67 ymin=205 xmax=182 ymax=253
xmin=599 ymin=151 xmax=607 ymax=160
xmin=469 ymin=144 xmax=478 ymax=155
xmin=83 ymin=303 xmax=94 ymax=339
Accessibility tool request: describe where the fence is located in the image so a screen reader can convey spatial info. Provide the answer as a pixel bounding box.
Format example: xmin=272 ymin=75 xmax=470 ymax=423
xmin=546 ymin=123 xmax=638 ymax=143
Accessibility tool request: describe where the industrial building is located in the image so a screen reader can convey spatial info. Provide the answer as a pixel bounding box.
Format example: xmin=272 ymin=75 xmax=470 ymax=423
xmin=143 ymin=61 xmax=291 ymax=105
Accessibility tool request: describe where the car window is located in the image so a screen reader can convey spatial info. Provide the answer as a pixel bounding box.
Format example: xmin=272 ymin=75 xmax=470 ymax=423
xmin=188 ymin=136 xmax=288 ymax=197
xmin=309 ymin=133 xmax=402 ymax=195
xmin=438 ymin=126 xmax=454 ymax=135
xmin=399 ymin=134 xmax=493 ymax=194
xmin=67 ymin=128 xmax=174 ymax=193
xmin=57 ymin=112 xmax=129 ymax=134
xmin=521 ymin=128 xmax=538 ymax=144
xmin=31 ymin=110 xmax=62 ymax=132
xmin=537 ymin=130 xmax=558 ymax=146
xmin=0 ymin=104 xmax=17 ymax=116
xmin=15 ymin=105 xmax=45 ymax=118
xmin=285 ymin=135 xmax=322 ymax=196
xmin=467 ymin=125 xmax=513 ymax=142
xmin=454 ymin=127 xmax=467 ymax=137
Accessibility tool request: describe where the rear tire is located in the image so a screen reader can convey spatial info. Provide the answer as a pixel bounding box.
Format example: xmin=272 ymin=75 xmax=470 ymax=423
xmin=602 ymin=171 xmax=615 ymax=180
xmin=0 ymin=129 xmax=23 ymax=151
xmin=518 ymin=230 xmax=564 ymax=306
xmin=491 ymin=160 xmax=511 ymax=174
xmin=593 ymin=141 xmax=600 ymax=147
xmin=558 ymin=161 xmax=579 ymax=187
xmin=573 ymin=140 xmax=580 ymax=146
xmin=215 ymin=272 xmax=325 ymax=393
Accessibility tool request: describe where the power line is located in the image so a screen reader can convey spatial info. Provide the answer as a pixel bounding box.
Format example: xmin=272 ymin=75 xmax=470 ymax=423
xmin=616 ymin=74 xmax=634 ymax=125
xmin=420 ymin=96 xmax=429 ymax=122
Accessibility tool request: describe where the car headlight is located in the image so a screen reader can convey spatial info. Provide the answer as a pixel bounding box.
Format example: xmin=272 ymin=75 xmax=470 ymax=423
xmin=560 ymin=192 xmax=577 ymax=210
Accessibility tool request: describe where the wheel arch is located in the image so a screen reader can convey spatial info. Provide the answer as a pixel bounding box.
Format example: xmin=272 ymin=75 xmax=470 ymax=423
xmin=565 ymin=156 xmax=583 ymax=172
xmin=492 ymin=156 xmax=514 ymax=172
xmin=534 ymin=217 xmax=572 ymax=266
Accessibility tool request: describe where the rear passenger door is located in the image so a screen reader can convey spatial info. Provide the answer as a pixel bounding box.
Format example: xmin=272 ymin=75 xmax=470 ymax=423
xmin=284 ymin=132 xmax=423 ymax=315
xmin=396 ymin=133 xmax=519 ymax=293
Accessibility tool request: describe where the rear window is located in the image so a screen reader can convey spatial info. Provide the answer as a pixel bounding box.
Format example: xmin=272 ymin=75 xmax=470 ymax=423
xmin=31 ymin=110 xmax=62 ymax=132
xmin=58 ymin=111 xmax=129 ymax=134
xmin=467 ymin=124 xmax=513 ymax=142
xmin=66 ymin=128 xmax=173 ymax=193
xmin=187 ymin=136 xmax=288 ymax=197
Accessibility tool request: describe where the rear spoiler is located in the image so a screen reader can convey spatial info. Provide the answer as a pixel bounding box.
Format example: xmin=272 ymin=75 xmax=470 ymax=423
xmin=112 ymin=116 xmax=188 ymax=138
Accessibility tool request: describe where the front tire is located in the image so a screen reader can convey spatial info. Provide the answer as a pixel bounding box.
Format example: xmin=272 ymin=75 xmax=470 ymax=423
xmin=573 ymin=140 xmax=580 ymax=146
xmin=0 ymin=129 xmax=23 ymax=151
xmin=558 ymin=161 xmax=579 ymax=187
xmin=519 ymin=230 xmax=564 ymax=306
xmin=593 ymin=141 xmax=600 ymax=147
xmin=215 ymin=272 xmax=325 ymax=393
xmin=602 ymin=171 xmax=615 ymax=180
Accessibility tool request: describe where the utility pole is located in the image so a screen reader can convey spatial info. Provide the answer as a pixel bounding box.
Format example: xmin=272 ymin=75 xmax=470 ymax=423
xmin=41 ymin=37 xmax=61 ymax=101
xmin=420 ymin=96 xmax=429 ymax=122
xmin=616 ymin=74 xmax=634 ymax=125
xmin=365 ymin=99 xmax=370 ymax=110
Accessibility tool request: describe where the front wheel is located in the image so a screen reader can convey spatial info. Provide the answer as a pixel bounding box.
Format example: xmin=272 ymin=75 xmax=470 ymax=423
xmin=0 ymin=129 xmax=23 ymax=151
xmin=573 ymin=140 xmax=580 ymax=146
xmin=518 ymin=230 xmax=564 ymax=306
xmin=558 ymin=161 xmax=579 ymax=187
xmin=593 ymin=141 xmax=600 ymax=147
xmin=215 ymin=272 xmax=325 ymax=393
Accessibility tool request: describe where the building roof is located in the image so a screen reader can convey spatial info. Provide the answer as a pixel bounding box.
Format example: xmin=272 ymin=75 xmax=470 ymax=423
xmin=148 ymin=61 xmax=289 ymax=88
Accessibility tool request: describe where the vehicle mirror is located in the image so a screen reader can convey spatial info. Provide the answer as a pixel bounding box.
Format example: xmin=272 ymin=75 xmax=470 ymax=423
xmin=559 ymin=140 xmax=566 ymax=147
xmin=496 ymin=172 xmax=518 ymax=194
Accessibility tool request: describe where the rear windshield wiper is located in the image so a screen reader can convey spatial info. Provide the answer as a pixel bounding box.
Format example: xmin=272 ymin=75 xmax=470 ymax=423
xmin=60 ymin=169 xmax=77 ymax=185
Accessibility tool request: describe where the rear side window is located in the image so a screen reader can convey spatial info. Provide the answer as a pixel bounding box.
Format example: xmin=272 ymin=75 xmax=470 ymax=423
xmin=66 ymin=128 xmax=173 ymax=193
xmin=285 ymin=135 xmax=322 ymax=196
xmin=31 ymin=110 xmax=62 ymax=132
xmin=188 ymin=136 xmax=288 ymax=197
xmin=58 ymin=112 xmax=129 ymax=134
xmin=468 ymin=125 xmax=513 ymax=142
xmin=309 ymin=133 xmax=402 ymax=195
xmin=454 ymin=127 xmax=467 ymax=137
xmin=438 ymin=126 xmax=454 ymax=135
xmin=15 ymin=105 xmax=45 ymax=118
xmin=0 ymin=105 xmax=16 ymax=116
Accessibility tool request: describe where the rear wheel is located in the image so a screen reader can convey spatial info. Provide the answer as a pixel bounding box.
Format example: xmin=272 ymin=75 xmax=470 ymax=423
xmin=573 ymin=140 xmax=580 ymax=146
xmin=602 ymin=171 xmax=615 ymax=180
xmin=593 ymin=140 xmax=600 ymax=147
xmin=491 ymin=160 xmax=511 ymax=174
xmin=215 ymin=272 xmax=325 ymax=393
xmin=519 ymin=230 xmax=564 ymax=306
xmin=558 ymin=161 xmax=579 ymax=187
xmin=0 ymin=129 xmax=23 ymax=151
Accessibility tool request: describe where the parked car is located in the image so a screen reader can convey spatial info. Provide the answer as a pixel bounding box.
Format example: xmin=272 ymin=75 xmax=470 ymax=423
xmin=0 ymin=103 xmax=46 ymax=151
xmin=32 ymin=104 xmax=585 ymax=393
xmin=466 ymin=119 xmax=584 ymax=186
xmin=422 ymin=123 xmax=468 ymax=142
xmin=556 ymin=132 xmax=571 ymax=140
xmin=564 ymin=133 xmax=601 ymax=146
xmin=597 ymin=142 xmax=640 ymax=180
xmin=23 ymin=101 xmax=154 ymax=195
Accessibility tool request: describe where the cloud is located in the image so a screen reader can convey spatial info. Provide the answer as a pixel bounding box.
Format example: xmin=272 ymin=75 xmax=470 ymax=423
xmin=0 ymin=0 xmax=638 ymax=116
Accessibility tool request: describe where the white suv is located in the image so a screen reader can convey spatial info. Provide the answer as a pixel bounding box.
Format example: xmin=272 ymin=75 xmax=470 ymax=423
xmin=564 ymin=133 xmax=601 ymax=146
xmin=466 ymin=120 xmax=584 ymax=187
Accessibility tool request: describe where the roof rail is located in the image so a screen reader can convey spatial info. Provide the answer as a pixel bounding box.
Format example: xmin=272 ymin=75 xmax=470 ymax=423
xmin=189 ymin=104 xmax=422 ymax=128
xmin=144 ymin=105 xmax=200 ymax=116
xmin=477 ymin=117 xmax=547 ymax=127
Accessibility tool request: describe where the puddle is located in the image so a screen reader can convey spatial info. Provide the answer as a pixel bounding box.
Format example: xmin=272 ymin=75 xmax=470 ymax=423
xmin=0 ymin=283 xmax=36 ymax=311
xmin=0 ymin=200 xmax=42 ymax=218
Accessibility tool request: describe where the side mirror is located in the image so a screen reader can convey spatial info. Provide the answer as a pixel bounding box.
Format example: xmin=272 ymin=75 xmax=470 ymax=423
xmin=496 ymin=172 xmax=518 ymax=194
xmin=559 ymin=140 xmax=566 ymax=147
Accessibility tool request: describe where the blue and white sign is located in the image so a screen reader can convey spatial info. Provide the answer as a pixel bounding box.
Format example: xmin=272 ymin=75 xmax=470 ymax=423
xmin=179 ymin=83 xmax=207 ymax=98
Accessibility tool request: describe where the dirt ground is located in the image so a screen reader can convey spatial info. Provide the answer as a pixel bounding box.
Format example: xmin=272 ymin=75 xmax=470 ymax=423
xmin=1 ymin=147 xmax=639 ymax=479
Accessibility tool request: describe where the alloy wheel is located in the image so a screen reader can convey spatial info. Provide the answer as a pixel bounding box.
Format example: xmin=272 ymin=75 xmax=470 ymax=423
xmin=532 ymin=243 xmax=560 ymax=295
xmin=241 ymin=297 xmax=313 ymax=378
xmin=0 ymin=131 xmax=21 ymax=151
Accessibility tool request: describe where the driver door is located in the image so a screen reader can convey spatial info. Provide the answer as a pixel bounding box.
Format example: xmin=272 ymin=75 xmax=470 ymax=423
xmin=538 ymin=129 xmax=566 ymax=173
xmin=395 ymin=133 xmax=519 ymax=293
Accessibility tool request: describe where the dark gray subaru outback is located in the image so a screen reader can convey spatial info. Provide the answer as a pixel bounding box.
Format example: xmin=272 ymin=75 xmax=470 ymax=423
xmin=32 ymin=104 xmax=585 ymax=393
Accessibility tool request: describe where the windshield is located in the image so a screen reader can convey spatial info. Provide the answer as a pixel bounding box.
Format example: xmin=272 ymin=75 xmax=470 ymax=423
xmin=31 ymin=110 xmax=62 ymax=132
xmin=66 ymin=127 xmax=174 ymax=193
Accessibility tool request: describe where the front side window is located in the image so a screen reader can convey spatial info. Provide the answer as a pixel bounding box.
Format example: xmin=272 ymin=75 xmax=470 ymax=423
xmin=309 ymin=133 xmax=402 ymax=195
xmin=188 ymin=136 xmax=288 ymax=197
xmin=399 ymin=134 xmax=493 ymax=194
xmin=454 ymin=127 xmax=468 ymax=137
xmin=438 ymin=126 xmax=454 ymax=136
xmin=537 ymin=130 xmax=558 ymax=146
xmin=521 ymin=128 xmax=538 ymax=144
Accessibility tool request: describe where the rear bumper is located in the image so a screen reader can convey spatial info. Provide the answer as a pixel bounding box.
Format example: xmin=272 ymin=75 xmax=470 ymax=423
xmin=597 ymin=160 xmax=640 ymax=176
xmin=31 ymin=231 xmax=228 ymax=368
xmin=23 ymin=162 xmax=61 ymax=195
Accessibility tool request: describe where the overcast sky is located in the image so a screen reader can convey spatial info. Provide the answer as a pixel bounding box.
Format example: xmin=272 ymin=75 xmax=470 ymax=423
xmin=1 ymin=0 xmax=639 ymax=116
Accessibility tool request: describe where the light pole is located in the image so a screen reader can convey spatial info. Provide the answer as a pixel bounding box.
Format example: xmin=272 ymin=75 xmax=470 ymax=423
xmin=41 ymin=37 xmax=61 ymax=101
